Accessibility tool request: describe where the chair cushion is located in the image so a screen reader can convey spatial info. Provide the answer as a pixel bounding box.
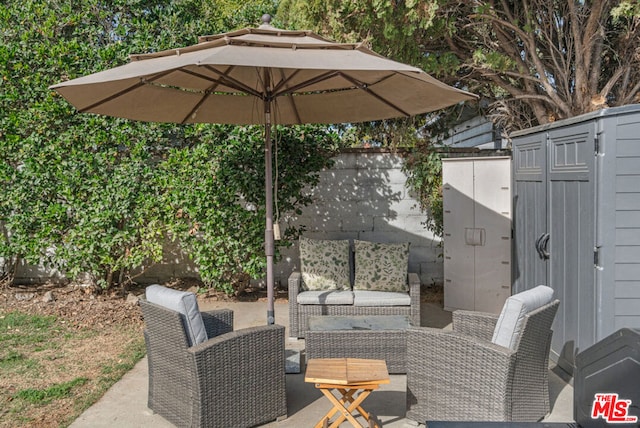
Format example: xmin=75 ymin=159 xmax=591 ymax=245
xmin=297 ymin=290 xmax=354 ymax=305
xmin=353 ymin=290 xmax=411 ymax=307
xmin=145 ymin=284 xmax=207 ymax=346
xmin=353 ymin=240 xmax=409 ymax=292
xmin=299 ymin=237 xmax=351 ymax=291
xmin=491 ymin=285 xmax=554 ymax=350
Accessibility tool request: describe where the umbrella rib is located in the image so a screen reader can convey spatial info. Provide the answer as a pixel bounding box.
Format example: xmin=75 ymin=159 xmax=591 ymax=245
xmin=77 ymin=69 xmax=177 ymax=113
xmin=270 ymin=69 xmax=302 ymax=95
xmin=199 ymin=65 xmax=266 ymax=99
xmin=77 ymin=80 xmax=144 ymax=113
xmin=179 ymin=65 xmax=234 ymax=92
xmin=179 ymin=92 xmax=211 ymax=124
xmin=338 ymin=72 xmax=411 ymax=117
xmin=274 ymin=70 xmax=342 ymax=97
xmin=275 ymin=69 xmax=302 ymax=124
xmin=178 ymin=66 xmax=236 ymax=124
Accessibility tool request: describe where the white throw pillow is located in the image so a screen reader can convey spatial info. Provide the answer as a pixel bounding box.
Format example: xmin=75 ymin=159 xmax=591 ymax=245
xmin=491 ymin=285 xmax=554 ymax=350
xmin=146 ymin=284 xmax=207 ymax=346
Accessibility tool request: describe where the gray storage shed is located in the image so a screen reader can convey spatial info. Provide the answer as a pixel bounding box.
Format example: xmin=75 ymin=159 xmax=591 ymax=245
xmin=511 ymin=105 xmax=640 ymax=374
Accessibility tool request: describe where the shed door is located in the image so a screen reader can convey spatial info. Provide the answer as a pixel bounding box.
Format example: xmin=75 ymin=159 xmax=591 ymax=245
xmin=547 ymin=124 xmax=596 ymax=373
xmin=513 ymin=133 xmax=548 ymax=293
xmin=513 ymin=123 xmax=596 ymax=374
xmin=443 ymin=157 xmax=512 ymax=314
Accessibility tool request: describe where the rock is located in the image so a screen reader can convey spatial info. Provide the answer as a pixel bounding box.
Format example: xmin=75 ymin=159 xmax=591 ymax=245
xmin=126 ymin=293 xmax=139 ymax=305
xmin=15 ymin=292 xmax=36 ymax=301
xmin=42 ymin=291 xmax=55 ymax=303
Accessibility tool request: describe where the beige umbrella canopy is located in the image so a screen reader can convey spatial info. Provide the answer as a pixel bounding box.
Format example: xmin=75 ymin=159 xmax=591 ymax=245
xmin=51 ymin=15 xmax=477 ymax=324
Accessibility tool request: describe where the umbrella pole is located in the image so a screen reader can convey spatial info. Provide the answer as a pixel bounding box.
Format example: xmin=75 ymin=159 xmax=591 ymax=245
xmin=264 ymin=97 xmax=275 ymax=325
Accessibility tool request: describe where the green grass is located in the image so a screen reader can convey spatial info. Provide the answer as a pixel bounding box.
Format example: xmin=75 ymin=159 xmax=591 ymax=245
xmin=0 ymin=312 xmax=60 ymax=347
xmin=16 ymin=377 xmax=89 ymax=404
xmin=0 ymin=312 xmax=59 ymax=374
xmin=0 ymin=310 xmax=145 ymax=427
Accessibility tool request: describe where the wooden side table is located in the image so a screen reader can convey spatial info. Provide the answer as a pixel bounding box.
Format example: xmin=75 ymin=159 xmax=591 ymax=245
xmin=305 ymin=358 xmax=390 ymax=428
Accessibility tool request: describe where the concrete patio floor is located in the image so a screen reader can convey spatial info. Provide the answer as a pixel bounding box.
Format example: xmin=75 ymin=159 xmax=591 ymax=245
xmin=69 ymin=300 xmax=575 ymax=428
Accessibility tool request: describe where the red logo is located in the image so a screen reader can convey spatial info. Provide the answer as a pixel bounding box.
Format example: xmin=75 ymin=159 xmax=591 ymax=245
xmin=591 ymin=393 xmax=638 ymax=423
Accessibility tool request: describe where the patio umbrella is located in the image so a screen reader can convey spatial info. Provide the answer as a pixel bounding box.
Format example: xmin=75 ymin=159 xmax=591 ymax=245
xmin=50 ymin=15 xmax=477 ymax=325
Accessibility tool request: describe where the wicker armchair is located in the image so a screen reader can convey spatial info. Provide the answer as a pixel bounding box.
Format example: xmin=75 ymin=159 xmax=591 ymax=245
xmin=406 ymin=289 xmax=559 ymax=424
xmin=140 ymin=296 xmax=287 ymax=428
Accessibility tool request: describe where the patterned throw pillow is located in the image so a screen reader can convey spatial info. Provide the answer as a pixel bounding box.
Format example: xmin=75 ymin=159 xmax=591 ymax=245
xmin=354 ymin=240 xmax=409 ymax=292
xmin=299 ymin=237 xmax=351 ymax=291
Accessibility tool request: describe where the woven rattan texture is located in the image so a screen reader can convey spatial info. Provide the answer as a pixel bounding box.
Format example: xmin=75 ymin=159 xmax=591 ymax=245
xmin=288 ymin=272 xmax=421 ymax=338
xmin=141 ymin=301 xmax=287 ymax=427
xmin=306 ymin=328 xmax=407 ymax=373
xmin=406 ymin=300 xmax=559 ymax=423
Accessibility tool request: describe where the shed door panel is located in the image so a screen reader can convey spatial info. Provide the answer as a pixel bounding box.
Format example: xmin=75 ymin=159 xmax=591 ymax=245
xmin=513 ymin=134 xmax=547 ymax=293
xmin=474 ymin=160 xmax=512 ymax=312
xmin=547 ymin=125 xmax=596 ymax=372
xmin=443 ymin=161 xmax=476 ymax=310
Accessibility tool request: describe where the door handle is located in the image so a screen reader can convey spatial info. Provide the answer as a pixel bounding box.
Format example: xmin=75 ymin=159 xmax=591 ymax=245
xmin=535 ymin=233 xmax=544 ymax=259
xmin=535 ymin=233 xmax=550 ymax=260
xmin=540 ymin=233 xmax=550 ymax=259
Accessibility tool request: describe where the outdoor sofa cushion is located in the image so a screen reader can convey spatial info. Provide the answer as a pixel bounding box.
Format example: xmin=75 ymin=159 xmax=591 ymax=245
xmin=353 ymin=290 xmax=411 ymax=307
xmin=299 ymin=237 xmax=351 ymax=291
xmin=297 ymin=290 xmax=354 ymax=305
xmin=354 ymin=240 xmax=409 ymax=292
xmin=145 ymin=284 xmax=207 ymax=347
xmin=491 ymin=285 xmax=554 ymax=350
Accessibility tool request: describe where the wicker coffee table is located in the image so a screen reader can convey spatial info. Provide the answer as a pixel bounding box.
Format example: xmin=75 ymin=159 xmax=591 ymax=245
xmin=305 ymin=315 xmax=410 ymax=374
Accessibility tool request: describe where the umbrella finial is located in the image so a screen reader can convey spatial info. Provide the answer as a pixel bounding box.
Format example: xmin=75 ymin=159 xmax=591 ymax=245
xmin=260 ymin=14 xmax=272 ymax=28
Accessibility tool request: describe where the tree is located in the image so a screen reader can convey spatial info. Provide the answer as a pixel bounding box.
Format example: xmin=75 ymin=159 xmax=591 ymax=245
xmin=1 ymin=0 xmax=337 ymax=291
xmin=1 ymin=1 xmax=169 ymax=287
xmin=278 ymin=0 xmax=640 ymax=238
xmin=278 ymin=0 xmax=640 ymax=133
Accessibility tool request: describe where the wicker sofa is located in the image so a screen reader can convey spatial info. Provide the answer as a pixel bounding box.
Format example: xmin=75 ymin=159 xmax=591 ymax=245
xmin=288 ymin=237 xmax=421 ymax=338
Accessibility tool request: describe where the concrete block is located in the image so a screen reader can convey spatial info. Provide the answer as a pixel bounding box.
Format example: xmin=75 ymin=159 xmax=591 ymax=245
xmin=15 ymin=261 xmax=65 ymax=284
xmin=330 ymin=153 xmax=358 ymax=169
xmin=354 ymin=186 xmax=403 ymax=203
xmin=318 ymin=169 xmax=358 ymax=186
xmin=355 ymin=168 xmax=408 ymax=186
xmin=341 ymin=215 xmax=374 ymax=232
xmin=356 ymin=153 xmax=404 ymax=169
xmin=389 ymin=199 xmax=423 ymax=216
xmin=293 ymin=213 xmax=342 ymax=232
xmin=372 ymin=216 xmax=437 ymax=238
xmin=410 ymin=244 xmax=442 ymax=263
xmin=308 ymin=182 xmax=361 ymax=202
xmin=357 ymin=230 xmax=417 ymax=244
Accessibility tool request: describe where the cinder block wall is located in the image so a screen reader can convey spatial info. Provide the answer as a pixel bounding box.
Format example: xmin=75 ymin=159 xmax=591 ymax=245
xmin=275 ymin=150 xmax=442 ymax=287
xmin=12 ymin=150 xmax=443 ymax=287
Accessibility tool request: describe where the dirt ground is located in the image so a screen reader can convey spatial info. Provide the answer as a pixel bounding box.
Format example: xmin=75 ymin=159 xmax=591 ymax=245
xmin=0 ymin=278 xmax=294 ymax=327
xmin=1 ymin=278 xmax=439 ymax=329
